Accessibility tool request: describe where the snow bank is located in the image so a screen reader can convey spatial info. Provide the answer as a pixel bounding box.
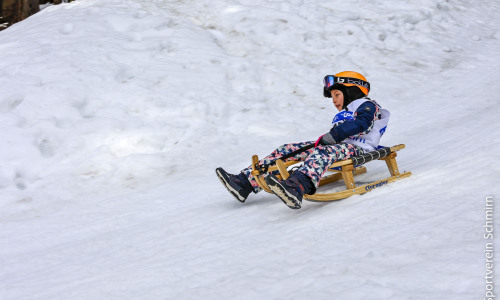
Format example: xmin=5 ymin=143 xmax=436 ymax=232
xmin=0 ymin=0 xmax=499 ymax=299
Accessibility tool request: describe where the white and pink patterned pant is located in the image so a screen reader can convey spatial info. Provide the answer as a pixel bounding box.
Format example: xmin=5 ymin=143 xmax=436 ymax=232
xmin=241 ymin=142 xmax=363 ymax=193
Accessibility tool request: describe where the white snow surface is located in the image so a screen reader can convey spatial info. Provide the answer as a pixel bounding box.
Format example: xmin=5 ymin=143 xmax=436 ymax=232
xmin=1 ymin=0 xmax=499 ymax=299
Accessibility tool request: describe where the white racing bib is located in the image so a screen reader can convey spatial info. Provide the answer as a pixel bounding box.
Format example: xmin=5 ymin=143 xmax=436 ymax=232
xmin=331 ymin=98 xmax=390 ymax=152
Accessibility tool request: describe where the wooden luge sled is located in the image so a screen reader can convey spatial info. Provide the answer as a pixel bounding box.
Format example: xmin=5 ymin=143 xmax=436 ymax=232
xmin=251 ymin=144 xmax=412 ymax=202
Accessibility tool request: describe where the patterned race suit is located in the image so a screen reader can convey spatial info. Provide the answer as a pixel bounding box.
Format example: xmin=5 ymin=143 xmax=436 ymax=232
xmin=240 ymin=142 xmax=364 ymax=193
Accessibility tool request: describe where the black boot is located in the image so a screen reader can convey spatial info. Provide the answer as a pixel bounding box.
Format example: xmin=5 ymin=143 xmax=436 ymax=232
xmin=216 ymin=168 xmax=253 ymax=202
xmin=265 ymin=174 xmax=306 ymax=209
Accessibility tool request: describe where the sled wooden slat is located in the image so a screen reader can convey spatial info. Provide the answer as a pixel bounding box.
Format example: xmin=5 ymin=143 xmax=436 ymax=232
xmin=276 ymin=159 xmax=290 ymax=180
xmin=251 ymin=143 xmax=411 ymax=203
xmin=318 ymin=166 xmax=367 ymax=187
xmin=383 ymin=152 xmax=400 ymax=176
xmin=341 ymin=165 xmax=356 ymax=190
xmin=251 ymin=155 xmax=273 ymax=193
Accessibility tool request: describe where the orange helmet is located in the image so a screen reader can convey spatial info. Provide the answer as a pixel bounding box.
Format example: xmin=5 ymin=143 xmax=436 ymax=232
xmin=323 ymin=71 xmax=370 ymax=96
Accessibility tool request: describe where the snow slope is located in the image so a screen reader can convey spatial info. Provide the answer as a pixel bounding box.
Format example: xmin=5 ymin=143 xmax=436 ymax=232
xmin=0 ymin=0 xmax=499 ymax=299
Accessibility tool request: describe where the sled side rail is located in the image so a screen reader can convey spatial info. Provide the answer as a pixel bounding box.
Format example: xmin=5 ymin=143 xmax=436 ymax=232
xmin=328 ymin=144 xmax=406 ymax=169
xmin=251 ymin=144 xmax=409 ymax=197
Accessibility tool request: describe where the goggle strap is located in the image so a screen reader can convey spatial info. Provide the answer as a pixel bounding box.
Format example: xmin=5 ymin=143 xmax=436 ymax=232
xmin=324 ymin=75 xmax=370 ymax=91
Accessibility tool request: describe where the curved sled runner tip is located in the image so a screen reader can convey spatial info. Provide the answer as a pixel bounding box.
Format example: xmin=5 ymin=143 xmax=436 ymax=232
xmin=251 ymin=144 xmax=412 ymax=202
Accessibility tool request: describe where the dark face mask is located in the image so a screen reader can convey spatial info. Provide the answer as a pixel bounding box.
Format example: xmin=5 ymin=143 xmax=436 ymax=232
xmin=325 ymin=84 xmax=366 ymax=110
xmin=342 ymin=85 xmax=366 ymax=110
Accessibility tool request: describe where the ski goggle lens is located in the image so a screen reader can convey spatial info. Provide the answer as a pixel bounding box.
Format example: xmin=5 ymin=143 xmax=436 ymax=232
xmin=323 ymin=75 xmax=336 ymax=88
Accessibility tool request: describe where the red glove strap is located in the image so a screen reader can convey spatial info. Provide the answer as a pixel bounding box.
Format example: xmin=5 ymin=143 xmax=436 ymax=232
xmin=314 ymin=134 xmax=324 ymax=147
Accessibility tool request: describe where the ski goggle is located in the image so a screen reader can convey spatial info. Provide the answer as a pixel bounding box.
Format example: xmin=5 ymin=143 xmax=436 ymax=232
xmin=323 ymin=75 xmax=370 ymax=92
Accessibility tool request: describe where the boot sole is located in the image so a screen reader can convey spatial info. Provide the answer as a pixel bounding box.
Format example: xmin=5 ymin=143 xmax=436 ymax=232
xmin=265 ymin=176 xmax=301 ymax=209
xmin=216 ymin=168 xmax=246 ymax=203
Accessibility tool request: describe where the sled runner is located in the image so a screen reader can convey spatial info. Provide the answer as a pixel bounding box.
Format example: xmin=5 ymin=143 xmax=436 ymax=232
xmin=251 ymin=144 xmax=412 ymax=202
